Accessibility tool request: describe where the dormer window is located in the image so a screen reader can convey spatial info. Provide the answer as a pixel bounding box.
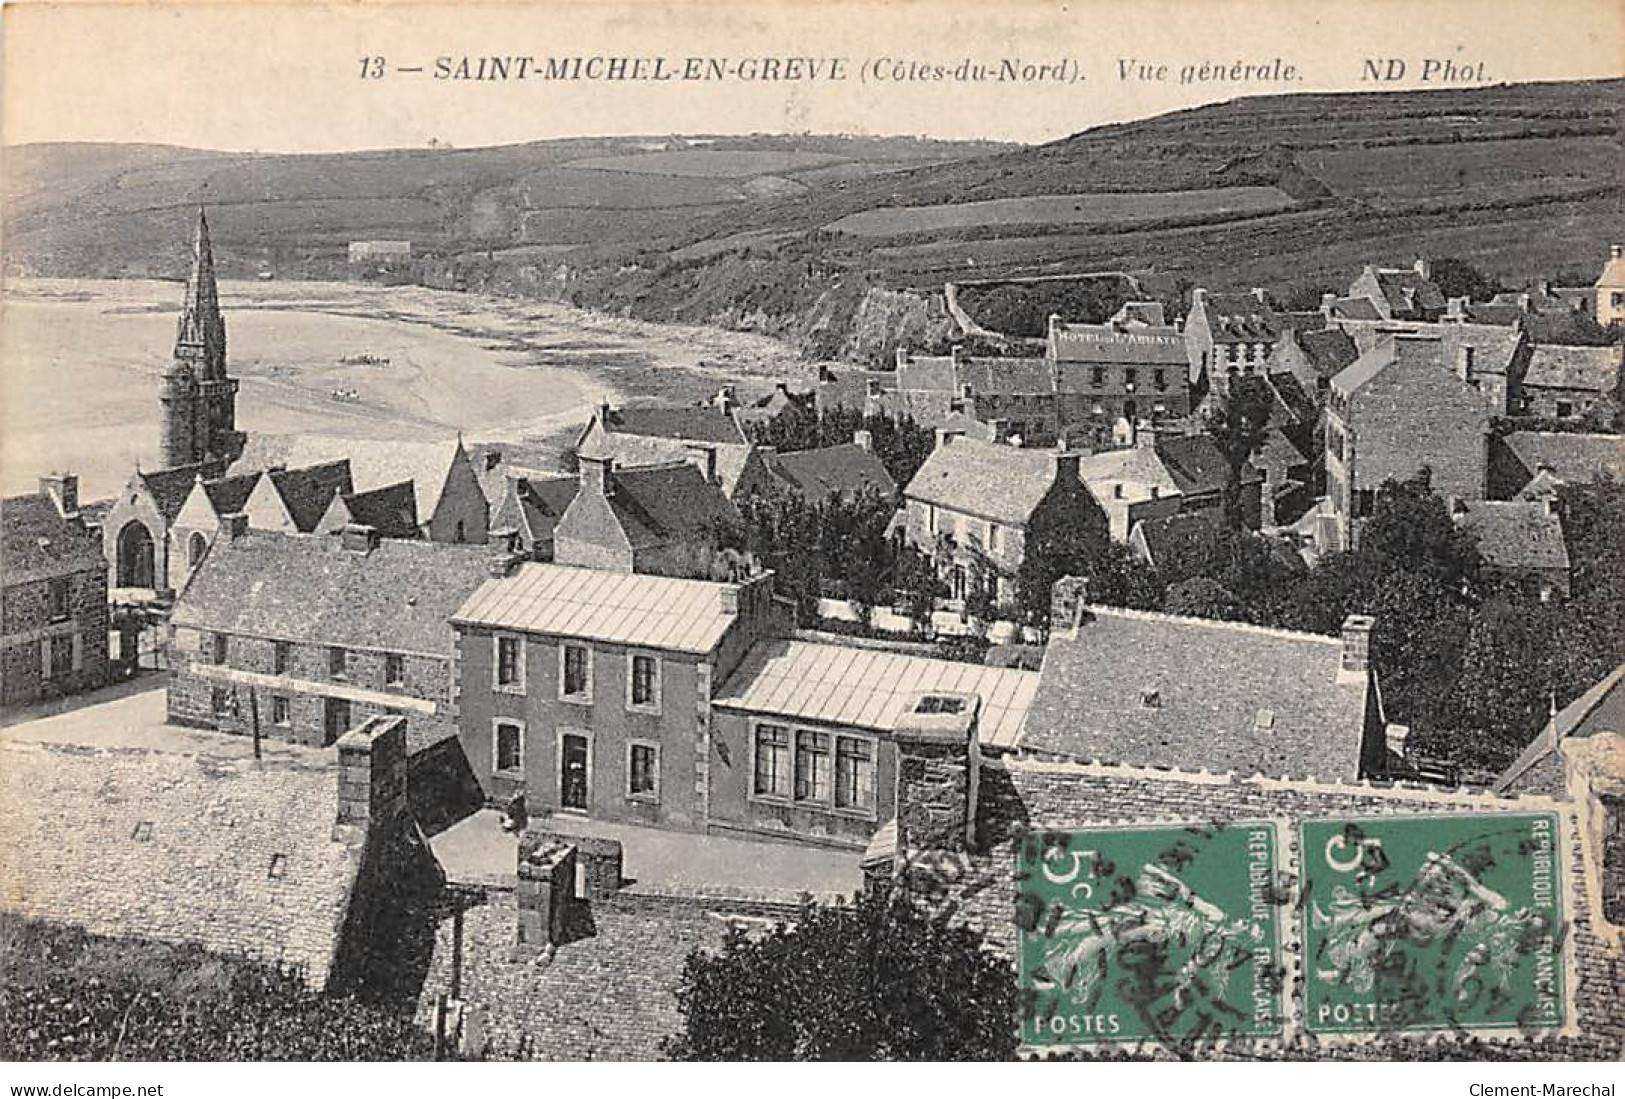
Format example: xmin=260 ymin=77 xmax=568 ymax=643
xmin=1140 ymin=689 xmax=1162 ymax=710
xmin=1254 ymin=708 xmax=1275 ymax=731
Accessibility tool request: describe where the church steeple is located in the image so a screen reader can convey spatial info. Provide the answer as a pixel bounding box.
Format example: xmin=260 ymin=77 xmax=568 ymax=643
xmin=160 ymin=206 xmax=243 ymax=472
xmin=173 ymin=206 xmax=227 ymax=379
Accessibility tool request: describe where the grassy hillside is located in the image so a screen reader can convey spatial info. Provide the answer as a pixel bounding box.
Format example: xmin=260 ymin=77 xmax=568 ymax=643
xmin=6 ymin=79 xmax=1621 ymax=358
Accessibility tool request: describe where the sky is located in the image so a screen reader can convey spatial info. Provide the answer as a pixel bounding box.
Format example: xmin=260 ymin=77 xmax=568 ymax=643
xmin=2 ymin=0 xmax=1622 ymax=153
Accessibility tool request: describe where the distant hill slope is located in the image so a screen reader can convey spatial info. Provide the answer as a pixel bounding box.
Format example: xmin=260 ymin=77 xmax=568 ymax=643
xmin=6 ymin=79 xmax=1622 ymax=360
xmin=1 ymin=134 xmax=1013 ymax=279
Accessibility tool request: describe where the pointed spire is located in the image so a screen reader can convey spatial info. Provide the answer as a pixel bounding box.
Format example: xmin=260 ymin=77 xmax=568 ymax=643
xmin=174 ymin=206 xmax=226 ymax=371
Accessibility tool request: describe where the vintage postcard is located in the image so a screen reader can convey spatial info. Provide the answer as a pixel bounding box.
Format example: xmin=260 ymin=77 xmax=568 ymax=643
xmin=0 ymin=0 xmax=1622 ymax=1074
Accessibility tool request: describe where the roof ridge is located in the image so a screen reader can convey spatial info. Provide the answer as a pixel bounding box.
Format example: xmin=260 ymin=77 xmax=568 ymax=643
xmin=1078 ymin=602 xmax=1341 ymax=647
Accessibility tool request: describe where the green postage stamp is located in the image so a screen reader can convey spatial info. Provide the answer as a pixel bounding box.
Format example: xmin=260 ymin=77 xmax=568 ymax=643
xmin=1016 ymin=823 xmax=1284 ymax=1046
xmin=1300 ymin=812 xmax=1565 ymax=1035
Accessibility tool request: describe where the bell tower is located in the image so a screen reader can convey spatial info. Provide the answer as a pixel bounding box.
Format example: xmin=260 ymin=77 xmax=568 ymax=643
xmin=160 ymin=208 xmax=243 ymax=471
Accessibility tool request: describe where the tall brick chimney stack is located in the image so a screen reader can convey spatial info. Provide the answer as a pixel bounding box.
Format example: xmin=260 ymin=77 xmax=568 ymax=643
xmin=38 ymin=473 xmax=78 ymax=518
xmin=893 ymin=691 xmax=982 ymax=854
xmin=333 ymin=714 xmax=408 ymax=841
xmin=1338 ymin=614 xmax=1376 ymax=684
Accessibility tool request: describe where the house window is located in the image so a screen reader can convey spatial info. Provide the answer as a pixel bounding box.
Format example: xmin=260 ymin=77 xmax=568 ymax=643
xmin=989 ymin=523 xmax=1001 ymax=554
xmin=834 ymin=735 xmax=876 ymax=813
xmin=273 ymin=640 xmax=290 ymax=675
xmin=47 ymin=578 xmax=69 ymax=622
xmin=385 ymin=652 xmax=405 ymax=687
xmin=628 ymin=741 xmax=659 ymax=801
xmin=211 ymin=632 xmax=229 ymax=665
xmin=628 ymin=652 xmax=660 ymax=712
xmin=794 ymin=730 xmax=830 ymax=803
xmin=1154 ymin=368 xmax=1167 ymax=390
xmin=271 ymin=695 xmax=291 ymax=726
xmin=1124 ymin=368 xmax=1138 ymax=389
xmin=1227 ymin=345 xmax=1240 ymax=363
xmin=188 ymin=531 xmax=208 ymax=568
xmin=1091 ymin=366 xmax=1105 ymax=387
xmin=493 ymin=720 xmax=524 ymax=774
xmin=49 ymin=635 xmax=73 ymax=679
xmin=560 ymin=643 xmax=592 ymax=701
xmin=1556 ymin=400 xmax=1574 ymax=418
xmin=211 ymin=687 xmax=231 ymax=718
xmin=494 ymin=634 xmax=524 ymax=692
xmin=753 ymin=723 xmax=792 ymax=799
xmin=328 ymin=646 xmax=347 ymax=679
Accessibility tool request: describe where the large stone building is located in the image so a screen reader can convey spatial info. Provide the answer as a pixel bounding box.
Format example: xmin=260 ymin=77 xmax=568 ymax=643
xmin=1322 ymin=333 xmax=1491 ymax=551
xmin=575 ymin=402 xmax=775 ymax=501
xmin=1048 ymin=313 xmax=1191 ymax=448
xmin=1181 ymin=288 xmax=1283 ymax=393
xmin=900 ymin=434 xmax=1109 ymax=604
xmin=167 ymin=525 xmax=492 ymax=754
xmin=1 ymin=476 xmax=109 ymax=706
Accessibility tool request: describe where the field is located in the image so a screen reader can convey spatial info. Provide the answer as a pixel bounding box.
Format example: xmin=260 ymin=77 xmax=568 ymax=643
xmin=825 ymin=187 xmax=1297 ymax=238
xmin=0 ymin=278 xmax=806 ymax=500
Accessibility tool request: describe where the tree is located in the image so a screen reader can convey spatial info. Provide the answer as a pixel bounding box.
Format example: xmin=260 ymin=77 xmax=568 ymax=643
xmin=1163 ymin=576 xmax=1246 ymax=621
xmin=1428 ymin=256 xmax=1502 ymax=303
xmin=1015 ymin=499 xmax=1112 ymax=629
xmin=664 ymin=890 xmax=1018 ymax=1061
xmin=1203 ymin=385 xmax=1272 ymax=528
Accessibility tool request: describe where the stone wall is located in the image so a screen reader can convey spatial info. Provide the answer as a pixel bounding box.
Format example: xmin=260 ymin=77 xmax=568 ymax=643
xmin=0 ymin=564 xmax=109 ymax=706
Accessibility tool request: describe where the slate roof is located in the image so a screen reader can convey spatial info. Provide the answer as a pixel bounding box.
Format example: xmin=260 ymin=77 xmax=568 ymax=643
xmin=956 ymin=356 xmax=1053 ymax=396
xmin=0 ymin=739 xmax=362 ymax=991
xmin=597 ymin=404 xmax=747 ymax=446
xmin=335 ymin=480 xmax=420 ymax=539
xmin=1502 ymin=432 xmax=1625 ymax=485
xmin=495 ymin=473 xmax=579 ymax=546
xmin=234 ymin=435 xmax=468 ymax=521
xmin=1128 ymin=511 xmax=1226 ymax=577
xmin=765 ymin=443 xmax=897 ymax=501
xmin=1493 ymin=663 xmax=1625 ymax=796
xmin=903 ymin=437 xmax=1073 ymax=525
xmin=1111 ymin=301 xmax=1168 ymax=326
xmin=1154 ymin=434 xmax=1261 ymax=494
xmin=171 ymin=530 xmax=491 ymax=657
xmin=201 ymin=472 xmax=262 ymax=516
xmin=267 ymin=460 xmax=354 ymax=533
xmin=1454 ymin=500 xmax=1571 ymax=574
xmin=452 ymin=563 xmax=745 ymax=654
xmin=1371 ymin=268 xmax=1446 ymax=315
xmin=1446 ymin=323 xmax=1528 ymax=379
xmin=896 ymin=355 xmax=958 ymax=392
xmin=712 ymin=637 xmax=1039 ymax=750
xmin=1 ymin=493 xmax=104 ymax=582
xmin=1048 ymin=320 xmax=1187 ymax=365
xmin=139 ymin=465 xmax=207 ymax=523
xmin=1293 ymin=328 xmax=1360 ymax=380
xmin=1522 ymin=344 xmax=1622 ymax=393
xmin=578 ymin=429 xmax=758 ymax=500
xmin=1458 ymin=303 xmax=1525 ymax=327
xmin=1326 ymin=297 xmax=1382 ymax=322
xmin=1191 ymin=293 xmax=1281 ymax=342
xmin=1022 ymin=606 xmax=1370 ymax=780
xmin=604 ymin=462 xmax=742 ymax=550
xmin=1077 ymin=444 xmax=1182 ymax=500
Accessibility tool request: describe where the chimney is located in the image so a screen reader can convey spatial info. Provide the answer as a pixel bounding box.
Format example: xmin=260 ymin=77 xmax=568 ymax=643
xmin=715 ymin=385 xmax=736 ymax=414
xmin=950 ymin=344 xmax=967 ymax=368
xmin=1049 ymin=575 xmax=1090 ymax=632
xmin=334 ymin=714 xmax=408 ymax=840
xmin=1250 ymin=287 xmax=1270 ymax=306
xmin=516 ymin=833 xmax=577 ymax=950
xmin=933 ymin=427 xmax=959 ymax=450
xmin=1053 ymin=449 xmax=1080 ymax=485
xmin=220 ymin=512 xmax=249 ymax=540
xmin=1385 ymin=723 xmax=1409 ymax=759
xmin=1338 ymin=614 xmax=1375 ymax=683
xmin=1446 ymin=296 xmax=1469 ymax=320
xmin=718 ymin=585 xmax=740 ymax=614
xmin=895 ymin=347 xmax=911 ymax=370
xmin=866 ymin=378 xmax=884 ymax=399
xmin=1134 ymin=419 xmax=1155 ymax=449
xmin=893 ymin=692 xmax=982 ymax=854
xmin=487 ymin=549 xmax=522 ymax=578
xmin=988 ymin=418 xmax=1010 ymax=444
xmin=579 ymin=453 xmax=614 ymax=497
xmin=853 ymin=429 xmax=873 ymax=453
xmin=38 ymin=473 xmax=78 ymax=518
xmin=340 ymin=522 xmax=379 ymax=554
xmin=1320 ymin=292 xmax=1337 ymax=315
xmin=483 ymin=450 xmax=503 ymax=473
xmin=685 ymin=444 xmax=719 ymax=485
xmin=1413 ymin=257 xmax=1432 ymax=281
xmin=1610 ymin=244 xmax=1623 ymax=261
xmin=1191 ymin=288 xmax=1208 ymax=308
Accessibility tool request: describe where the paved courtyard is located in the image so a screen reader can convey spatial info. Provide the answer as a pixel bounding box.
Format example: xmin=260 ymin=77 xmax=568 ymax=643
xmin=432 ymin=808 xmax=863 ymax=901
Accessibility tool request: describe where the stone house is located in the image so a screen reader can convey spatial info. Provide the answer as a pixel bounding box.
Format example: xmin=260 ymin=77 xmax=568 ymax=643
xmin=1076 ymin=440 xmax=1184 ymax=542
xmin=241 ymin=460 xmax=355 ymax=534
xmin=762 ymin=432 xmax=898 ymax=503
xmin=900 ymin=434 xmax=1109 ymax=605
xmin=1596 ymin=244 xmax=1625 ymax=328
xmin=1453 ymin=498 xmax=1572 ymax=600
xmin=1048 ymin=315 xmax=1190 ymax=449
xmin=1518 ymin=344 xmax=1623 ymax=420
xmin=1345 ymin=259 xmax=1447 ymax=321
xmin=574 ymin=402 xmax=774 ymax=501
xmin=1272 ymin=325 xmax=1360 ymax=397
xmin=1489 ymin=431 xmax=1625 ymax=499
xmin=0 ymin=714 xmax=434 ymax=992
xmin=1182 ymin=287 xmax=1282 ymax=393
xmin=449 ymin=562 xmax=788 ymax=823
xmin=1322 ymin=334 xmax=1491 ymax=552
xmin=551 ymin=457 xmax=743 ymax=578
xmin=167 ymin=524 xmax=492 ymax=754
xmin=1 ymin=476 xmax=109 ymax=706
xmin=313 ymin=480 xmax=423 ymax=540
